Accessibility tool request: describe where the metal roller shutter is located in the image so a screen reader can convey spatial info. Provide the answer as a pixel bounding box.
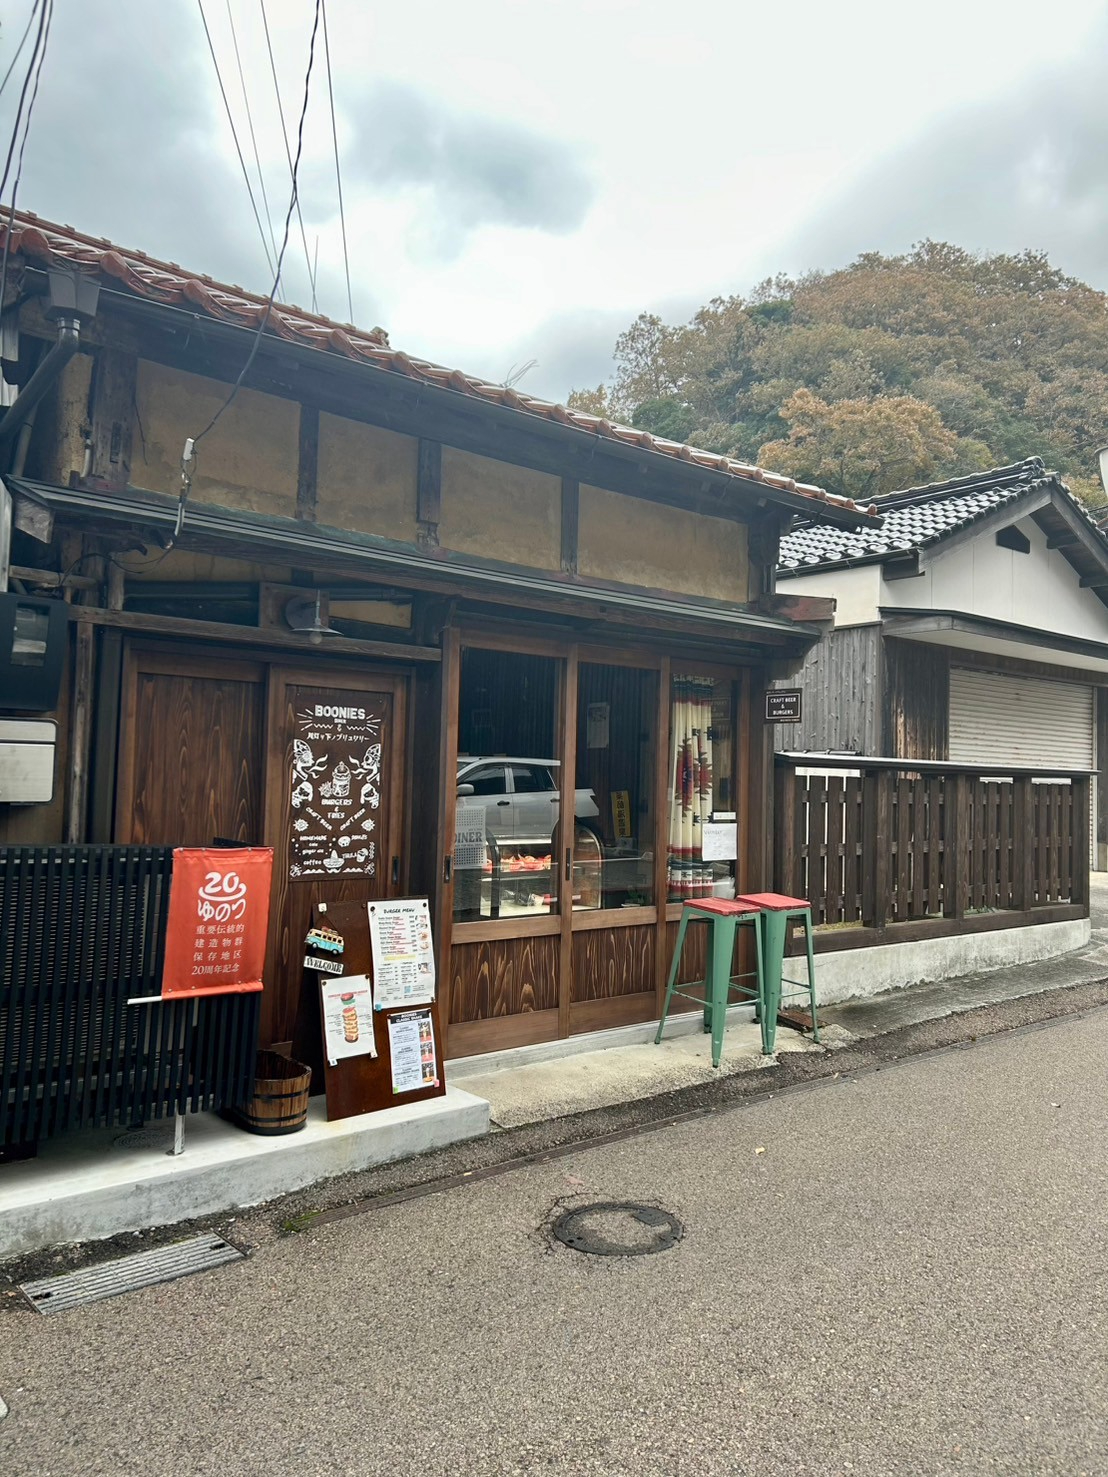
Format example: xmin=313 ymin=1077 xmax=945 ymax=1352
xmin=948 ymin=668 xmax=1093 ymax=770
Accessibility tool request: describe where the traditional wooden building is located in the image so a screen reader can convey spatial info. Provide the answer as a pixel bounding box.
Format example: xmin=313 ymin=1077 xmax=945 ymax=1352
xmin=775 ymin=459 xmax=1108 ymax=869
xmin=0 ymin=212 xmax=877 ymax=1062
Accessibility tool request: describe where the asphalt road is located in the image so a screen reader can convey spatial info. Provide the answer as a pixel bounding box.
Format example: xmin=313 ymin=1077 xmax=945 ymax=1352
xmin=3 ymin=1007 xmax=1107 ymax=1477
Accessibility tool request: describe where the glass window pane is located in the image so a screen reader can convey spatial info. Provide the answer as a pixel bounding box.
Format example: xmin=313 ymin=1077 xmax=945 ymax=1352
xmin=574 ymin=664 xmax=657 ymax=910
xmin=667 ymin=674 xmax=737 ymax=902
xmin=454 ymin=648 xmax=561 ymax=922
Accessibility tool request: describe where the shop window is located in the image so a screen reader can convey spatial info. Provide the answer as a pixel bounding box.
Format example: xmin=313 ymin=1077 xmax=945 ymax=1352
xmin=574 ymin=664 xmax=657 ymax=909
xmin=454 ymin=648 xmax=561 ymax=922
xmin=667 ymin=674 xmax=737 ymax=901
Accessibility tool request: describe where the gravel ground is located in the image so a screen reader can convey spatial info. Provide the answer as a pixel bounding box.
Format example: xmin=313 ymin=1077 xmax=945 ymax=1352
xmin=2 ymin=991 xmax=1107 ymax=1475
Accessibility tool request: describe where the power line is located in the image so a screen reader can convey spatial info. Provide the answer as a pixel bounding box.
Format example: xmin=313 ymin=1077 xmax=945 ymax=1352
xmin=197 ymin=0 xmax=275 ymax=277
xmin=175 ymin=0 xmax=324 ymax=547
xmin=0 ymin=0 xmax=52 ymax=324
xmin=320 ymin=0 xmax=353 ymax=324
xmin=224 ymin=0 xmax=278 ymax=266
xmin=258 ymin=0 xmax=317 ymax=312
xmin=0 ymin=3 xmax=39 ymax=102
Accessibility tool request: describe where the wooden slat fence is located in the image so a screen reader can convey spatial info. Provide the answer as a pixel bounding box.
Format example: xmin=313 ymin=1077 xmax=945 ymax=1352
xmin=775 ymin=757 xmax=1090 ymax=936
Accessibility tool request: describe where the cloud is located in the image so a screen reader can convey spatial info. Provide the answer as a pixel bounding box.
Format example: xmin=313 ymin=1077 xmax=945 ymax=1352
xmin=4 ymin=0 xmax=278 ymax=295
xmin=343 ymin=81 xmax=594 ymax=258
xmin=779 ymin=23 xmax=1108 ymax=288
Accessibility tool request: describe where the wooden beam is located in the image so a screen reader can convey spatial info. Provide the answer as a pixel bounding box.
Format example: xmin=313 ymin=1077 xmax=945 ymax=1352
xmin=1046 ymin=530 xmax=1080 ymax=549
xmin=1079 ymin=575 xmax=1108 ymax=588
xmin=86 ymin=347 xmax=137 ymax=490
xmin=295 ymin=403 xmax=319 ymax=522
xmin=560 ymin=477 xmax=579 ymax=574
xmin=66 ymin=603 xmax=441 ymax=662
xmin=417 ymin=439 xmax=442 ymax=539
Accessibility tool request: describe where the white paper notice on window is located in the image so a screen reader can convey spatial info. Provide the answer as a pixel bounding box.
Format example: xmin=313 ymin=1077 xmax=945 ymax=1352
xmin=701 ymin=821 xmax=738 ymax=862
xmin=320 ymin=976 xmax=378 ymax=1066
xmin=368 ymin=898 xmax=436 ymax=1010
xmin=454 ymin=804 xmax=487 ymax=870
xmin=587 ymin=702 xmax=610 ymax=749
xmin=388 ymin=1008 xmax=438 ymax=1093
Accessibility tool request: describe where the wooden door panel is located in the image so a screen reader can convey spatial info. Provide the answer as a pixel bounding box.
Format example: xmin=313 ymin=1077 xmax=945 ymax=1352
xmin=264 ymin=670 xmax=408 ymax=1049
xmin=117 ymin=651 xmax=266 ymax=847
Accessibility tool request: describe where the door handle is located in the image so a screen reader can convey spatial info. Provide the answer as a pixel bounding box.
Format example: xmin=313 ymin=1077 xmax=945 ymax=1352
xmin=564 ymin=847 xmax=572 ymax=882
xmin=496 ymin=800 xmax=510 ymax=806
xmin=391 ymin=855 xmax=400 ymax=885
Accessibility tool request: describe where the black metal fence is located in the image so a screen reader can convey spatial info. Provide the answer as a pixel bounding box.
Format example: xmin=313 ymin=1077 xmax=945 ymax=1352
xmin=1 ymin=845 xmax=260 ymax=1149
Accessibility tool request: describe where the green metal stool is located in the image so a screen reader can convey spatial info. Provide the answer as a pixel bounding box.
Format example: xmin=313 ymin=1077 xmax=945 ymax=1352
xmin=655 ymin=898 xmax=768 ymax=1066
xmin=736 ymin=892 xmax=818 ymax=1054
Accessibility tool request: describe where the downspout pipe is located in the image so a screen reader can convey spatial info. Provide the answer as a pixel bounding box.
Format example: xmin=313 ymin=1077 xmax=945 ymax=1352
xmin=0 ymin=315 xmax=80 ymax=445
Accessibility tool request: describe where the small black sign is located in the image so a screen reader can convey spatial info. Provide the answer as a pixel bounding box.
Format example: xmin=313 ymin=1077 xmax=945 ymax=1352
xmin=766 ymin=689 xmax=802 ymax=723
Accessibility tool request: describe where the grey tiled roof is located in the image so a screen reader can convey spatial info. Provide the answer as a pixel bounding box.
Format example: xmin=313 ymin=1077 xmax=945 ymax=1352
xmin=778 ymin=458 xmax=1079 ymax=572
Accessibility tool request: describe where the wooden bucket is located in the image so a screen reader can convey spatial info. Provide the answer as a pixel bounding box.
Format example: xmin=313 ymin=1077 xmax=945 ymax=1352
xmin=234 ymin=1050 xmax=311 ymax=1136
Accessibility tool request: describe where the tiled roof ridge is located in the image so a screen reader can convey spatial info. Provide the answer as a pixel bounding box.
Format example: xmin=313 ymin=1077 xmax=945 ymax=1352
xmin=1 ymin=210 xmax=877 ymax=521
xmin=778 ymin=457 xmax=1106 ymax=576
xmin=871 ymin=457 xmax=1049 ymax=510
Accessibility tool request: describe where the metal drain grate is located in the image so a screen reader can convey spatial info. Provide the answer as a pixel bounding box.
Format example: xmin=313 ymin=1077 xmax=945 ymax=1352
xmin=20 ymin=1235 xmax=245 ymax=1315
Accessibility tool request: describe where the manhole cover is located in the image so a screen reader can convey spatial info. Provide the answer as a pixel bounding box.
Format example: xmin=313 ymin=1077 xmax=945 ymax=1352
xmin=551 ymin=1201 xmax=683 ymax=1257
xmin=20 ymin=1235 xmax=245 ymax=1315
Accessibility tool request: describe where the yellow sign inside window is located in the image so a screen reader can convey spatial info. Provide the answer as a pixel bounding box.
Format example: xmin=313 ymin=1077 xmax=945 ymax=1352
xmin=611 ymin=790 xmax=632 ymax=840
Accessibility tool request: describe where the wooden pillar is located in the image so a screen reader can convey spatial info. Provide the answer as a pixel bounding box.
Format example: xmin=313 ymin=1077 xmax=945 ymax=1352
xmin=861 ymin=768 xmax=891 ymax=930
xmin=417 ymin=438 xmax=442 ymax=546
xmin=1011 ymin=776 xmax=1035 ymax=913
xmin=560 ymin=478 xmax=579 ymax=575
xmin=944 ymin=773 xmax=970 ymax=919
xmin=1072 ymin=774 xmax=1091 ymax=913
xmin=87 ymin=348 xmax=137 ymax=489
xmin=774 ymin=760 xmax=798 ymax=896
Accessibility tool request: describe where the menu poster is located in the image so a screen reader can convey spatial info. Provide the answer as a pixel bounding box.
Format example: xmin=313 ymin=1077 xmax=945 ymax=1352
xmin=321 ymin=975 xmax=378 ymax=1065
xmin=368 ymin=898 xmax=436 ymax=1010
xmin=289 ymin=698 xmax=383 ymax=879
xmin=388 ymin=1008 xmax=438 ymax=1094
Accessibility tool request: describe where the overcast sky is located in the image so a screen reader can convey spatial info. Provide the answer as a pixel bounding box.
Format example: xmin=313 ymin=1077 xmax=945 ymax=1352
xmin=3 ymin=0 xmax=1107 ymax=401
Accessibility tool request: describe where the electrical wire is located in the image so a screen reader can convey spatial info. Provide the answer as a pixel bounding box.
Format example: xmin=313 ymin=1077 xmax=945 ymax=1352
xmin=259 ymin=0 xmax=317 ymax=312
xmin=225 ymin=0 xmax=278 ymax=267
xmin=0 ymin=2 xmax=39 ymax=102
xmin=320 ymin=0 xmax=353 ymax=324
xmin=197 ymin=0 xmax=275 ymax=277
xmin=165 ymin=0 xmax=323 ymax=556
xmin=0 ymin=0 xmax=51 ymax=327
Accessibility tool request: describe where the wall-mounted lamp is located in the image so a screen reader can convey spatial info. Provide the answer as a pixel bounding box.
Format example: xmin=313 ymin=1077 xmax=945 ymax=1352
xmin=284 ymin=591 xmax=340 ymax=645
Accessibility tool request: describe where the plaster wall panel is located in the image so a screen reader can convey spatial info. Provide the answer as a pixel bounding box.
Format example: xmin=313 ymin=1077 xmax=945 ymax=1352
xmin=438 ymin=448 xmax=561 ymax=568
xmin=134 ymin=360 xmax=298 ymax=518
xmin=315 ymin=413 xmax=418 ymax=541
xmin=578 ymin=484 xmax=749 ymax=601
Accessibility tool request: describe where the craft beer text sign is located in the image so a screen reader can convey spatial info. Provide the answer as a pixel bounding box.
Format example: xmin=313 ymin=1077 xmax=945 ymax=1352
xmin=161 ymin=847 xmax=273 ymax=998
xmin=765 ymin=689 xmax=802 ymax=723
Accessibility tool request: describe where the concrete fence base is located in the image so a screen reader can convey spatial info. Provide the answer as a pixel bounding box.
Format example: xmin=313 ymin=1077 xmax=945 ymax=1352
xmin=811 ymin=917 xmax=1091 ymax=1007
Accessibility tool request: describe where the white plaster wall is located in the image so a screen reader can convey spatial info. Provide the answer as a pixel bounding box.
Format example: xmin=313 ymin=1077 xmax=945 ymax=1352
xmin=879 ymin=516 xmax=1108 ymax=642
xmin=778 ymin=564 xmax=882 ymax=627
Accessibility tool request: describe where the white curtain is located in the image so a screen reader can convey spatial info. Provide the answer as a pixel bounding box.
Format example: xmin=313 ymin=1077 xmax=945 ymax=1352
xmin=667 ymin=676 xmax=714 ymax=900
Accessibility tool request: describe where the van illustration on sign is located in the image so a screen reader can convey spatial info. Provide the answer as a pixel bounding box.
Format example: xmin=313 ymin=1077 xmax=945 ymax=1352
xmin=288 ymin=699 xmax=384 ymax=878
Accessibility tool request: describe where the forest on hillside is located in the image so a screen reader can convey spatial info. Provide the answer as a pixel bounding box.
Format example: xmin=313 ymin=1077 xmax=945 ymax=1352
xmin=567 ymin=244 xmax=1108 ymax=506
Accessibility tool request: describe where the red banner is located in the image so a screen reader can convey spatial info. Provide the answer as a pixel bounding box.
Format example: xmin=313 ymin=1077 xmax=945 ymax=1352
xmin=161 ymin=848 xmax=273 ymax=999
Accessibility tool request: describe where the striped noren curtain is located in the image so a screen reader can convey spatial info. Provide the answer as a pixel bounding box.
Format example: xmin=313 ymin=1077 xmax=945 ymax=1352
xmin=667 ymin=675 xmax=715 ymax=900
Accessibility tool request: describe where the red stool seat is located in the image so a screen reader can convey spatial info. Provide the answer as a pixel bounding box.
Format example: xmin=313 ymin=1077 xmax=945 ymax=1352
xmin=685 ymin=898 xmax=761 ymax=916
xmin=736 ymin=892 xmax=809 ymax=911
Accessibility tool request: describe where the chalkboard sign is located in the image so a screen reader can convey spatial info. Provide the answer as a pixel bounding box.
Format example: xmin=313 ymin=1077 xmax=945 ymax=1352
xmin=765 ymin=689 xmax=802 ymax=723
xmin=288 ymin=699 xmax=383 ymax=879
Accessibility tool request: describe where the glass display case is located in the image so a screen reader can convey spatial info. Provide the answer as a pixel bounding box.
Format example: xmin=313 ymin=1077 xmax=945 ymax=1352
xmin=456 ymin=823 xmax=604 ymax=919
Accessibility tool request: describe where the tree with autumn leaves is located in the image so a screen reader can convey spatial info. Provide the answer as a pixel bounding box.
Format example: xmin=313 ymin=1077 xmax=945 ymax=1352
xmin=568 ymin=243 xmax=1108 ymax=504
